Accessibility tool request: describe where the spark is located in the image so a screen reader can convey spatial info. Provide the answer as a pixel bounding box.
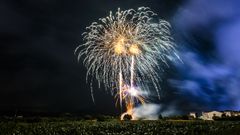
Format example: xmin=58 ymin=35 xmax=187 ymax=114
xmin=129 ymin=44 xmax=141 ymax=55
xmin=129 ymin=87 xmax=138 ymax=96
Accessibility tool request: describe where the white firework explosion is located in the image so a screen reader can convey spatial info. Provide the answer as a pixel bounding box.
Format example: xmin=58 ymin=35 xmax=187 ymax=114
xmin=75 ymin=7 xmax=179 ymax=112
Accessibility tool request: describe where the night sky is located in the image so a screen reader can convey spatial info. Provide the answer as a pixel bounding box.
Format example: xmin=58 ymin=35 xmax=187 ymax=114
xmin=1 ymin=0 xmax=240 ymax=116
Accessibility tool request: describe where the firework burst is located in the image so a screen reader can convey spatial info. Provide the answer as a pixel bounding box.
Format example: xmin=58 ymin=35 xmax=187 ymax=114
xmin=75 ymin=7 xmax=178 ymax=119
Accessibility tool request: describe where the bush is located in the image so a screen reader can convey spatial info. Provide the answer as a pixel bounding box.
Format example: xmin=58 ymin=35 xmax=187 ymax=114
xmin=214 ymin=116 xmax=240 ymax=121
xmin=123 ymin=114 xmax=132 ymax=120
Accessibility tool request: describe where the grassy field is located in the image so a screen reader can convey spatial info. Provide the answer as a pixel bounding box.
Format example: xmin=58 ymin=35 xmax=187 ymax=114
xmin=0 ymin=119 xmax=240 ymax=135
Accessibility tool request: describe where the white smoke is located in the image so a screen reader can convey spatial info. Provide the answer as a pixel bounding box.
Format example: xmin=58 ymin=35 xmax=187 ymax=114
xmin=132 ymin=104 xmax=179 ymax=120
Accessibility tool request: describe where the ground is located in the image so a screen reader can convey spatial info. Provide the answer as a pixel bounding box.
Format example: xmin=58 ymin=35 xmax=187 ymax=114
xmin=0 ymin=118 xmax=240 ymax=135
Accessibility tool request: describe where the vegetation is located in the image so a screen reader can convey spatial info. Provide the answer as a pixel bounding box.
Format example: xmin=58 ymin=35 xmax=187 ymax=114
xmin=213 ymin=115 xmax=240 ymax=121
xmin=0 ymin=117 xmax=240 ymax=135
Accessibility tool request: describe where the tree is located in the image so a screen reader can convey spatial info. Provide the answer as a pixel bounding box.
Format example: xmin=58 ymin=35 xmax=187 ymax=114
xmin=158 ymin=114 xmax=163 ymax=120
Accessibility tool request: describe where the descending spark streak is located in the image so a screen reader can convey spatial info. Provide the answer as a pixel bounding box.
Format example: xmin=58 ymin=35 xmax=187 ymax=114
xmin=75 ymin=7 xmax=179 ymax=120
xmin=119 ymin=60 xmax=123 ymax=109
xmin=129 ymin=56 xmax=135 ymax=114
xmin=130 ymin=56 xmax=134 ymax=88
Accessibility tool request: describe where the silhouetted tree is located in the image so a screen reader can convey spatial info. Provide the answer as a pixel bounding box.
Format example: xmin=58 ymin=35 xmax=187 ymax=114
xmin=158 ymin=114 xmax=163 ymax=120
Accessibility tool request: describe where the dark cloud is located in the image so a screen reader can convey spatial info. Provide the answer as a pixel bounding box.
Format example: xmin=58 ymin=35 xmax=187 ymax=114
xmin=169 ymin=0 xmax=240 ymax=112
